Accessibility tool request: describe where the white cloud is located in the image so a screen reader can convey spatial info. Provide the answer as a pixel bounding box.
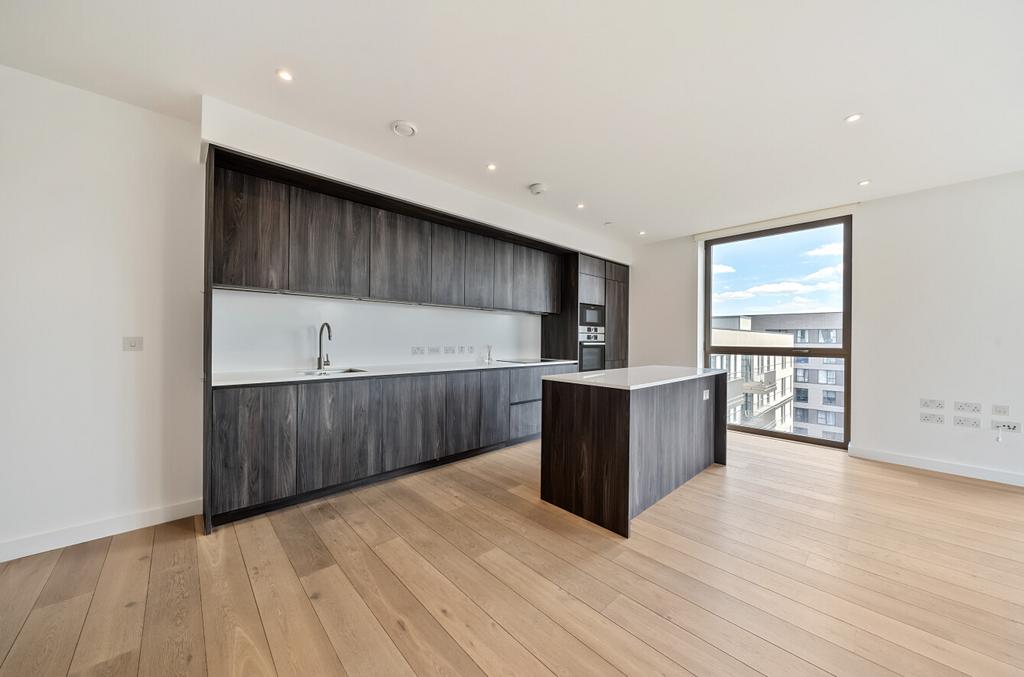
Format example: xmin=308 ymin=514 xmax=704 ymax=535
xmin=712 ymin=264 xmax=735 ymax=274
xmin=747 ymin=281 xmax=814 ymax=294
xmin=713 ymin=290 xmax=754 ymax=300
xmin=805 ymin=242 xmax=844 ymax=257
xmin=804 ymin=263 xmax=843 ymax=280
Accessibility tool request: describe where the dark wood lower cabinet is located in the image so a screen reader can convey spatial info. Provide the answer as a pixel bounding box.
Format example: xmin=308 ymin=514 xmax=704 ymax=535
xmin=211 ymin=385 xmax=297 ymax=514
xmin=510 ymin=401 xmax=542 ymax=438
xmin=296 ymin=379 xmax=382 ymax=493
xmin=479 ymin=369 xmax=510 ymax=446
xmin=445 ymin=371 xmax=481 ymax=455
xmin=380 ymin=374 xmax=447 ymax=471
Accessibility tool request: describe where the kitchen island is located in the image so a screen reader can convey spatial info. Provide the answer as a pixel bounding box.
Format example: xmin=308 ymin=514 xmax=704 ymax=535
xmin=541 ymin=365 xmax=727 ymax=536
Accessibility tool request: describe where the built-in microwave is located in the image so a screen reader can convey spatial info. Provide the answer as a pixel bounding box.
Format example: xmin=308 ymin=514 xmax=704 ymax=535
xmin=579 ymin=303 xmax=605 ymax=327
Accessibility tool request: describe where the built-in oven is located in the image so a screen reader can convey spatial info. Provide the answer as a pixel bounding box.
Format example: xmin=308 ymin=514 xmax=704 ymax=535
xmin=578 ymin=323 xmax=606 ymax=372
xmin=579 ymin=303 xmax=605 ymax=328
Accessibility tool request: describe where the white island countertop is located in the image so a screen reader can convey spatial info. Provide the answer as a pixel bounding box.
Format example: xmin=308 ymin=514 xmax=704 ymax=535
xmin=213 ymin=359 xmax=578 ymax=387
xmin=542 ymin=365 xmax=725 ymax=391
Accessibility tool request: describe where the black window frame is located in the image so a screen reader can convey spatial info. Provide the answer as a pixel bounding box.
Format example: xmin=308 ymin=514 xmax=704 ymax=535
xmin=704 ymin=215 xmax=852 ymax=450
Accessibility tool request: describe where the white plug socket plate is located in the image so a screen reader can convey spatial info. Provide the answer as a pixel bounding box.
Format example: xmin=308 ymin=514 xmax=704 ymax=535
xmin=954 ymin=401 xmax=982 ymax=414
xmin=953 ymin=415 xmax=981 ymax=429
xmin=919 ymin=412 xmax=944 ymax=424
xmin=920 ymin=398 xmax=945 ymax=410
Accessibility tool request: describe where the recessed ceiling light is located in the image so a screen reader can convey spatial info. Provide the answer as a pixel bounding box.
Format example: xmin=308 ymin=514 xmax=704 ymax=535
xmin=638 ymin=231 xmax=646 ymax=236
xmin=844 ymin=113 xmax=862 ymax=123
xmin=858 ymin=179 xmax=871 ymax=187
xmin=576 ymin=203 xmax=585 ymax=209
xmin=486 ymin=163 xmax=497 ymax=171
xmin=276 ymin=68 xmax=293 ymax=82
xmin=390 ymin=120 xmax=418 ymax=137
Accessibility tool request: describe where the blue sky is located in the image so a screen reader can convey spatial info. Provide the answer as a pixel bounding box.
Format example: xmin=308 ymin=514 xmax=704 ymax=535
xmin=711 ymin=223 xmax=844 ymax=317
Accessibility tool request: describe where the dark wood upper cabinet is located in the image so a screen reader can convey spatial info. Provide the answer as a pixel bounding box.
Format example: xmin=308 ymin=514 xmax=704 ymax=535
xmin=578 ymin=273 xmax=605 ymax=305
xmin=579 ymin=254 xmax=606 ymax=278
xmin=479 ymin=369 xmax=510 ymax=447
xmin=464 ymin=233 xmax=495 ymax=308
xmin=380 ymin=374 xmax=446 ymax=471
xmin=513 ymin=246 xmax=561 ymax=313
xmin=430 ymin=224 xmax=466 ymax=306
xmin=445 ymin=371 xmax=481 ymax=455
xmin=370 ymin=209 xmax=432 ymax=303
xmin=211 ymin=385 xmax=296 ymax=514
xmin=212 ymin=168 xmax=289 ymax=289
xmin=606 ymin=261 xmax=629 ymax=282
xmin=492 ymin=239 xmax=516 ymax=310
xmin=606 ymin=278 xmax=628 ymax=362
xmin=288 ymin=187 xmax=370 ymax=297
xmin=296 ymin=379 xmax=382 ymax=493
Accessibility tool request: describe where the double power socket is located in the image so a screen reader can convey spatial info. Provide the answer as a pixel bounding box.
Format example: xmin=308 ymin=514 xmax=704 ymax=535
xmin=919 ymin=398 xmax=1019 ymax=432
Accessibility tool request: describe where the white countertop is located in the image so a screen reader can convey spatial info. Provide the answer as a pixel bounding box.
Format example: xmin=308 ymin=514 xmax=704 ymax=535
xmin=213 ymin=359 xmax=578 ymax=387
xmin=542 ymin=365 xmax=725 ymax=391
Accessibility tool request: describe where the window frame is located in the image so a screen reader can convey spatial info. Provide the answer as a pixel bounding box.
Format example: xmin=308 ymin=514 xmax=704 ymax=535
xmin=703 ymin=215 xmax=852 ymax=450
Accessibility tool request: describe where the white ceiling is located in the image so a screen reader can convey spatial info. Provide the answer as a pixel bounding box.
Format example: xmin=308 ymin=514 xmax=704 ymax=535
xmin=2 ymin=1 xmax=1023 ymax=242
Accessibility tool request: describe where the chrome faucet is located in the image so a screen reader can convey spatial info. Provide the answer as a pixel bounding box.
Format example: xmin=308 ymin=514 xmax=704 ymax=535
xmin=317 ymin=322 xmax=332 ymax=370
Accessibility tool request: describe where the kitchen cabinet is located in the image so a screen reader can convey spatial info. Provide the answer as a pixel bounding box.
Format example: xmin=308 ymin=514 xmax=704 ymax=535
xmin=370 ymin=209 xmax=432 ymax=303
xmin=510 ymin=401 xmax=542 ymax=438
xmin=579 ymin=254 xmax=606 ymax=277
xmin=479 ymin=369 xmax=510 ymax=446
xmin=513 ymin=246 xmax=561 ymax=313
xmin=605 ymin=278 xmax=628 ymax=363
xmin=492 ymin=239 xmax=516 ymax=310
xmin=510 ymin=363 xmax=577 ymax=403
xmin=606 ymin=261 xmax=629 ymax=282
xmin=212 ymin=169 xmax=289 ymax=289
xmin=288 ymin=187 xmax=370 ymax=297
xmin=211 ymin=385 xmax=296 ymax=514
xmin=445 ymin=371 xmax=481 ymax=455
xmin=578 ymin=274 xmax=605 ymax=305
xmin=430 ymin=224 xmax=466 ymax=306
xmin=464 ymin=233 xmax=495 ymax=308
xmin=379 ymin=374 xmax=446 ymax=471
xmin=296 ymin=379 xmax=382 ymax=493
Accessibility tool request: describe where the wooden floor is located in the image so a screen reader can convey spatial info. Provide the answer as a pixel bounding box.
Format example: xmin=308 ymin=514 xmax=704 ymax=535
xmin=2 ymin=433 xmax=1024 ymax=676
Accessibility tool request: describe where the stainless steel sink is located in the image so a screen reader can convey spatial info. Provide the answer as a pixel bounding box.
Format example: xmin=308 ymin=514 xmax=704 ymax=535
xmin=296 ymin=368 xmax=367 ymax=376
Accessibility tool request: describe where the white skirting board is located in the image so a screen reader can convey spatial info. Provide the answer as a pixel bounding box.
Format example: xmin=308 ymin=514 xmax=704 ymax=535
xmin=849 ymin=445 xmax=1024 ymax=488
xmin=0 ymin=498 xmax=202 ymax=563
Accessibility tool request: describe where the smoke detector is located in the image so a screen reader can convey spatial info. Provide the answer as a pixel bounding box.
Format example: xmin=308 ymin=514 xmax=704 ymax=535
xmin=390 ymin=120 xmax=418 ymax=137
xmin=528 ymin=183 xmax=548 ymax=195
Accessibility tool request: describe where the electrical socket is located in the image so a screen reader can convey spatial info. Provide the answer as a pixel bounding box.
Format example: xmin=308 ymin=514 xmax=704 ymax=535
xmin=427 ymin=346 xmax=441 ymax=355
xmin=410 ymin=346 xmax=426 ymax=355
xmin=457 ymin=345 xmax=466 ymax=354
xmin=954 ymin=401 xmax=982 ymax=414
xmin=953 ymin=415 xmax=981 ymax=429
xmin=992 ymin=404 xmax=1011 ymax=417
xmin=443 ymin=345 xmax=456 ymax=354
xmin=919 ymin=412 xmax=945 ymax=425
xmin=920 ymin=398 xmax=945 ymax=410
xmin=992 ymin=421 xmax=1021 ymax=433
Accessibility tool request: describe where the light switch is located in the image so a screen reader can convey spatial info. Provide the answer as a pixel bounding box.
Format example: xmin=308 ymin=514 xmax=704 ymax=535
xmin=703 ymin=389 xmax=710 ymax=401
xmin=123 ymin=336 xmax=144 ymax=351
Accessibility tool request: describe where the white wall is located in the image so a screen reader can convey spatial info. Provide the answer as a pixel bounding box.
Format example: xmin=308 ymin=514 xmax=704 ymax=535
xmin=0 ymin=66 xmax=205 ymax=561
xmin=201 ymin=97 xmax=635 ymax=265
xmin=628 ymin=236 xmax=701 ymax=366
xmin=632 ymin=171 xmax=1024 ymax=485
xmin=213 ymin=290 xmax=540 ymax=373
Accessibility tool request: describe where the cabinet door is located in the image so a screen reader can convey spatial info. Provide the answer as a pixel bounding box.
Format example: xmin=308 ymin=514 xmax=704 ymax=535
xmin=212 ymin=169 xmax=289 ymax=289
xmin=296 ymin=379 xmax=382 ymax=493
xmin=606 ymin=279 xmax=628 ymax=362
xmin=464 ymin=233 xmax=495 ymax=308
xmin=578 ymin=273 xmax=605 ymax=305
xmin=513 ymin=246 xmax=561 ymax=313
xmin=509 ymin=366 xmax=545 ymax=403
xmin=370 ymin=209 xmax=432 ymax=303
xmin=605 ymin=261 xmax=629 ymax=282
xmin=510 ymin=401 xmax=542 ymax=438
xmin=288 ymin=188 xmax=370 ymax=296
xmin=579 ymin=254 xmax=606 ymax=277
xmin=540 ymin=250 xmax=562 ymax=313
xmin=430 ymin=224 xmax=466 ymax=306
xmin=480 ymin=369 xmax=510 ymax=447
xmin=445 ymin=371 xmax=481 ymax=455
xmin=380 ymin=375 xmax=446 ymax=471
xmin=492 ymin=239 xmax=515 ymax=310
xmin=211 ymin=385 xmax=296 ymax=514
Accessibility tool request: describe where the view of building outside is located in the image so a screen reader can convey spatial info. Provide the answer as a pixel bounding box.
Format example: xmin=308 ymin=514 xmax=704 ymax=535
xmin=708 ymin=223 xmax=846 ymax=444
xmin=710 ymin=313 xmax=845 ymax=442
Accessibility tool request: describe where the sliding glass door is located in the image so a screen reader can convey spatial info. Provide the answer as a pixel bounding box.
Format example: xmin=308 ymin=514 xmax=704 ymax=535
xmin=703 ymin=216 xmax=852 ymax=449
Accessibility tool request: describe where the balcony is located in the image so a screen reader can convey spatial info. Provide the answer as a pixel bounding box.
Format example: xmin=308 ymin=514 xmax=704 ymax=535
xmin=742 ymin=369 xmax=777 ymax=394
